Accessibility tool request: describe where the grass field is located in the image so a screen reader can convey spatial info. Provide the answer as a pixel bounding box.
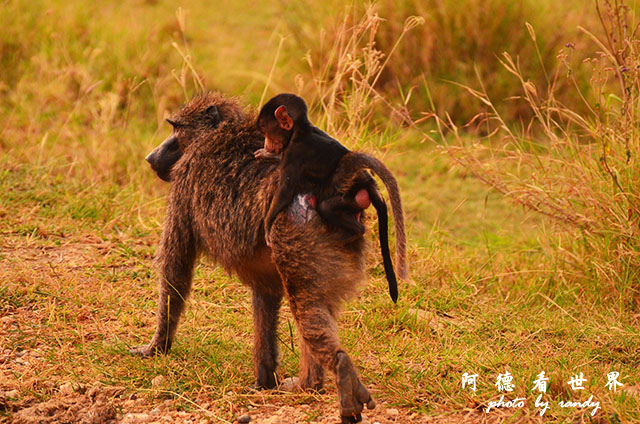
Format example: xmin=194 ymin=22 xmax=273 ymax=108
xmin=1 ymin=1 xmax=639 ymax=423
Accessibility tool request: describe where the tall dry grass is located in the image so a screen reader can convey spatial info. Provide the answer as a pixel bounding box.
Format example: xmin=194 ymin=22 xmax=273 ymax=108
xmin=436 ymin=0 xmax=640 ymax=304
xmin=284 ymin=0 xmax=599 ymax=127
xmin=274 ymin=4 xmax=425 ymax=148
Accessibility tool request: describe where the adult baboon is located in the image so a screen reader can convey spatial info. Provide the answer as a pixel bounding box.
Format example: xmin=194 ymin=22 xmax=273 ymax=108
xmin=134 ymin=93 xmax=407 ymax=423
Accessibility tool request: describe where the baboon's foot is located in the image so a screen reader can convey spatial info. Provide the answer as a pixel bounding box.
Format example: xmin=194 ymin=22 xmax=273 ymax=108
xmin=130 ymin=343 xmax=167 ymax=357
xmin=254 ymin=364 xmax=279 ymax=390
xmin=336 ymin=352 xmax=375 ymax=423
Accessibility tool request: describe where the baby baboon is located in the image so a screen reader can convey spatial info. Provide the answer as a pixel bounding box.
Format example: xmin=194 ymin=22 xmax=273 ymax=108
xmin=256 ymin=93 xmax=406 ymax=302
xmin=256 ymin=94 xmax=349 ymax=239
xmin=134 ymin=92 xmax=407 ymax=423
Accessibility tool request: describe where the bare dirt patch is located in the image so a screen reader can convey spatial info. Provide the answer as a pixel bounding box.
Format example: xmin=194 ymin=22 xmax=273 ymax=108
xmin=5 ymin=385 xmax=120 ymax=424
xmin=4 ymin=391 xmax=490 ymax=424
xmin=0 ymin=374 xmax=496 ymax=424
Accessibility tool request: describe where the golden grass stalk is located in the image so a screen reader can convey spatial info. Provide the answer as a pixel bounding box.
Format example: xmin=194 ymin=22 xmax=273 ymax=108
xmin=432 ymin=0 xmax=640 ymax=293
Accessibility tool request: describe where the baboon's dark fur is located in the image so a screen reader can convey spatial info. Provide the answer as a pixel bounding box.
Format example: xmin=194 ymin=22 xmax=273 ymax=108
xmin=133 ymin=92 xmax=408 ymax=422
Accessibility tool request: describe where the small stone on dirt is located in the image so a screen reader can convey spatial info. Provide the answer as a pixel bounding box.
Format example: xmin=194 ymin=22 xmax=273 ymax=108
xmin=237 ymin=414 xmax=251 ymax=423
xmin=386 ymin=408 xmax=399 ymax=416
xmin=1 ymin=316 xmax=15 ymax=325
xmin=122 ymin=412 xmax=152 ymax=423
xmin=5 ymin=389 xmax=19 ymax=399
xmin=15 ymin=358 xmax=29 ymax=366
xmin=59 ymin=383 xmax=74 ymax=396
xmin=87 ymin=385 xmax=101 ymax=398
xmin=277 ymin=377 xmax=300 ymax=392
xmin=151 ymin=375 xmax=167 ymax=388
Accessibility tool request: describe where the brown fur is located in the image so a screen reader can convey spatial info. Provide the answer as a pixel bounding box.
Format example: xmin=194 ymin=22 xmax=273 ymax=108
xmin=133 ymin=93 xmax=408 ymax=422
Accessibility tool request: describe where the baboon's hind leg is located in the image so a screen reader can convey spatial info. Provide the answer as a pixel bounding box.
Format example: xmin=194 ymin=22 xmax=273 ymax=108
xmin=286 ymin=299 xmax=375 ymax=423
xmin=271 ymin=217 xmax=374 ymax=422
xmin=298 ymin=337 xmax=325 ymax=391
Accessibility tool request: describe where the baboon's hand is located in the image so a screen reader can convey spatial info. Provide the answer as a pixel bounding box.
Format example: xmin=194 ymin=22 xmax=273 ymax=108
xmin=254 ymin=363 xmax=279 ymax=390
xmin=265 ymin=231 xmax=273 ymax=247
xmin=336 ymin=352 xmax=375 ymax=423
xmin=254 ymin=148 xmax=281 ymax=160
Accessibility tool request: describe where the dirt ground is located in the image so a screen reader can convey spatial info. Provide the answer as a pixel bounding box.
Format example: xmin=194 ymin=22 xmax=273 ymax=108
xmin=1 ymin=383 xmax=492 ymax=424
xmin=0 ymin=234 xmax=493 ymax=424
xmin=0 ymin=345 xmax=491 ymax=424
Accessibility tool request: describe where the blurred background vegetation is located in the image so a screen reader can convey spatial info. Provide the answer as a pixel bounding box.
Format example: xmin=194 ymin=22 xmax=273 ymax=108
xmin=2 ymin=0 xmax=638 ymax=294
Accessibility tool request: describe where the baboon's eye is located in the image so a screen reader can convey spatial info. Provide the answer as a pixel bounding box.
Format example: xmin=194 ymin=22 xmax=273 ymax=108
xmin=166 ymin=119 xmax=179 ymax=128
xmin=205 ymin=105 xmax=219 ymax=117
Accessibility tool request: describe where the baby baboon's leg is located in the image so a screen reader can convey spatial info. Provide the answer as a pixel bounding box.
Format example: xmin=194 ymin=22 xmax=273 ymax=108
xmin=317 ymin=197 xmax=366 ymax=238
xmin=131 ymin=212 xmax=197 ymax=357
xmin=251 ymin=286 xmax=283 ymax=389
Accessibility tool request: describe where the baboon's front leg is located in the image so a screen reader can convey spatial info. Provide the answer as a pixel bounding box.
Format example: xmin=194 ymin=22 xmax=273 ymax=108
xmin=251 ymin=287 xmax=283 ymax=389
xmin=131 ymin=215 xmax=197 ymax=357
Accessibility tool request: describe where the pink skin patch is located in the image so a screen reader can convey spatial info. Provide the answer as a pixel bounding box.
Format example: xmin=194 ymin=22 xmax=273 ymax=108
xmin=288 ymin=194 xmax=316 ymax=224
xmin=355 ymin=189 xmax=370 ymax=220
xmin=355 ymin=189 xmax=371 ymax=209
xmin=308 ymin=195 xmax=317 ymax=209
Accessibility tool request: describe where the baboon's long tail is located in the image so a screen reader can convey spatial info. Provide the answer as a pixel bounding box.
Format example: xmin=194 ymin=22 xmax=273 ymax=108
xmin=340 ymin=152 xmax=409 ymax=282
xmin=370 ymin=191 xmax=398 ymax=302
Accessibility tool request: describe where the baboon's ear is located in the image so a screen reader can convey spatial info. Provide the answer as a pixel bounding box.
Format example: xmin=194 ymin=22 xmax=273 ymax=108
xmin=205 ymin=105 xmax=220 ymax=126
xmin=274 ymin=105 xmax=293 ymax=131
